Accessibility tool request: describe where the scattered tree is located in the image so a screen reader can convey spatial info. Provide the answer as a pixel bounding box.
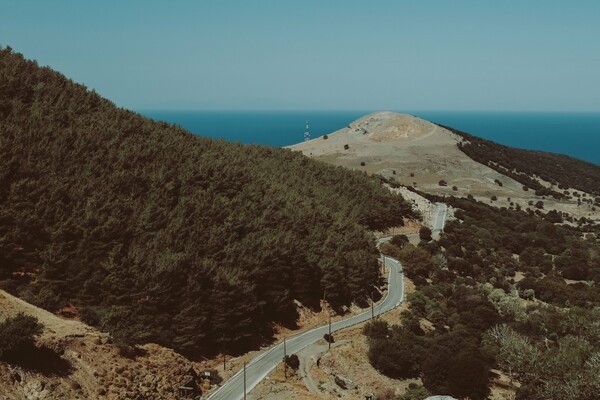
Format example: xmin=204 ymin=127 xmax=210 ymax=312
xmin=0 ymin=314 xmax=43 ymax=357
xmin=419 ymin=226 xmax=432 ymax=242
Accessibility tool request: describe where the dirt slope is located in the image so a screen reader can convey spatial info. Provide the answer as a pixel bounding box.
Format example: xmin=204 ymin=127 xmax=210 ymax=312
xmin=0 ymin=290 xmax=216 ymax=400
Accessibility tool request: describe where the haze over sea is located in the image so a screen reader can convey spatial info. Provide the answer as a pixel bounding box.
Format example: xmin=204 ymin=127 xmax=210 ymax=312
xmin=141 ymin=111 xmax=600 ymax=166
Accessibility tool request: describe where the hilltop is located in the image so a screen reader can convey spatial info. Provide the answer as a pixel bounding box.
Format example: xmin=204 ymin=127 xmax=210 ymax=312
xmin=291 ymin=111 xmax=600 ymax=224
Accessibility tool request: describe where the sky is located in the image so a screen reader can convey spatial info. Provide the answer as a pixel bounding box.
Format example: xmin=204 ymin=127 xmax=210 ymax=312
xmin=1 ymin=1 xmax=599 ymax=111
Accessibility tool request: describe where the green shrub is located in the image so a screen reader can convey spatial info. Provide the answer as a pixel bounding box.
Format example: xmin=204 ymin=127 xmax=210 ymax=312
xmin=419 ymin=227 xmax=432 ymax=241
xmin=0 ymin=313 xmax=43 ymax=357
xmin=363 ymin=320 xmax=389 ymax=341
xmin=285 ymin=354 xmax=300 ymax=369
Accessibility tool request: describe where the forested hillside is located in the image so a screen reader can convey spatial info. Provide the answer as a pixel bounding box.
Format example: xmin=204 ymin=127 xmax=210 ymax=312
xmin=372 ymin=196 xmax=600 ymax=399
xmin=441 ymin=124 xmax=600 ymax=197
xmin=0 ymin=47 xmax=412 ymax=357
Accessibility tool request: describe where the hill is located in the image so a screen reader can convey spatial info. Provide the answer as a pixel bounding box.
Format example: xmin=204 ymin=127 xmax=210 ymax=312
xmin=445 ymin=124 xmax=600 ymax=196
xmin=290 ymin=111 xmax=600 ymax=400
xmin=290 ymin=111 xmax=600 ymax=224
xmin=0 ymin=47 xmax=412 ymax=358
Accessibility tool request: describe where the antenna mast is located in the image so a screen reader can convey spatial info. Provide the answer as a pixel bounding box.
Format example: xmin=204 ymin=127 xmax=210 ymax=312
xmin=304 ymin=120 xmax=310 ymax=141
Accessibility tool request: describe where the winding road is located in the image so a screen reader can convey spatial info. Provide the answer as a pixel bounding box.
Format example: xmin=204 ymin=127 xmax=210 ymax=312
xmin=208 ymin=255 xmax=404 ymax=400
xmin=432 ymin=203 xmax=448 ymax=234
xmin=208 ymin=204 xmax=447 ymax=400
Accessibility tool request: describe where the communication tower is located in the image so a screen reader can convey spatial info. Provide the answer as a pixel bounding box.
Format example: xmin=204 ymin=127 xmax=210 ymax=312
xmin=304 ymin=120 xmax=310 ymax=141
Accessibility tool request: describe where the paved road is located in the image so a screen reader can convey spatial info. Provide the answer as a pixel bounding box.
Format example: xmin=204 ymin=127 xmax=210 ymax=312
xmin=432 ymin=203 xmax=448 ymax=233
xmin=208 ymin=255 xmax=404 ymax=400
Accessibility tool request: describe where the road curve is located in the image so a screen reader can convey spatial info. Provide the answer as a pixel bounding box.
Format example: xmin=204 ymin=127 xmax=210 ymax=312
xmin=432 ymin=202 xmax=448 ymax=233
xmin=207 ymin=255 xmax=404 ymax=400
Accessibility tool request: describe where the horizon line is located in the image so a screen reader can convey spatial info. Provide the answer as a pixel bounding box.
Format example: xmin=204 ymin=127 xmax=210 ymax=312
xmin=136 ymin=109 xmax=600 ymax=113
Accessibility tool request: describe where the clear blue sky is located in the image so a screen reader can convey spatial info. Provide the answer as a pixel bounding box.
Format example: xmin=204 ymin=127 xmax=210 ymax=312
xmin=1 ymin=1 xmax=599 ymax=111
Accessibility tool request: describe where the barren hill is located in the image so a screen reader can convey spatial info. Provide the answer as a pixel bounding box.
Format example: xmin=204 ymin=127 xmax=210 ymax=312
xmin=290 ymin=112 xmax=600 ymax=223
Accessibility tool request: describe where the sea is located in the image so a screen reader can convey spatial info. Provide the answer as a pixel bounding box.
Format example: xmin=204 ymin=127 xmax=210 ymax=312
xmin=139 ymin=111 xmax=600 ymax=166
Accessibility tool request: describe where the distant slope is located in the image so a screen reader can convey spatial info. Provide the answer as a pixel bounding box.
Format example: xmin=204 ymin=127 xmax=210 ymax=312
xmin=291 ymin=111 xmax=600 ymax=223
xmin=0 ymin=48 xmax=412 ymax=357
xmin=444 ymin=124 xmax=600 ymax=196
xmin=290 ymin=111 xmax=529 ymax=197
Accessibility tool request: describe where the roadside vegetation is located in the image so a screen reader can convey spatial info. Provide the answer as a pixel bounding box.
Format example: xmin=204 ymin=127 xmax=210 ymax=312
xmin=370 ymin=195 xmax=600 ymax=399
xmin=0 ymin=47 xmax=413 ymax=358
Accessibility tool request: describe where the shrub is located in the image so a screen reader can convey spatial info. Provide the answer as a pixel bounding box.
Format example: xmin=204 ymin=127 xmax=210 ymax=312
xmin=285 ymin=354 xmax=300 ymax=369
xmin=344 ymin=144 xmax=349 ymax=150
xmin=423 ymin=344 xmax=490 ymax=400
xmin=397 ymin=245 xmax=435 ymax=279
xmin=376 ymin=388 xmax=397 ymax=400
xmin=363 ymin=320 xmax=389 ymax=340
xmin=0 ymin=313 xmax=43 ymax=357
xmin=439 ymin=180 xmax=447 ymax=186
xmin=390 ymin=234 xmax=409 ymax=248
xmin=115 ymin=341 xmax=141 ymax=359
xmin=368 ymin=333 xmax=422 ymax=379
xmin=360 ymin=161 xmax=366 ymax=166
xmin=323 ymin=134 xmax=328 ymax=140
xmin=79 ymin=307 xmax=100 ymax=326
xmin=399 ymin=385 xmax=431 ymax=400
xmin=522 ymin=288 xmax=535 ymax=300
xmin=419 ymin=226 xmax=432 ymax=242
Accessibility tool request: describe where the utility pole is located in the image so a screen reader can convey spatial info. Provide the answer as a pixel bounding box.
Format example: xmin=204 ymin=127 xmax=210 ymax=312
xmin=283 ymin=336 xmax=287 ymax=379
xmin=371 ymin=291 xmax=375 ymax=320
xmin=222 ymin=334 xmax=226 ymax=371
xmin=243 ymin=361 xmax=247 ymax=400
xmin=328 ymin=313 xmax=332 ymax=350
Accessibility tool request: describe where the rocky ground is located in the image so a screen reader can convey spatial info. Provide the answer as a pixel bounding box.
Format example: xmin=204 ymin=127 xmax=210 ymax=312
xmin=0 ymin=290 xmax=218 ymax=400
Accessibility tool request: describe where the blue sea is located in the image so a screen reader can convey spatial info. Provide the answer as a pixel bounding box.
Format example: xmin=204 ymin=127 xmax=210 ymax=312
xmin=140 ymin=111 xmax=600 ymax=166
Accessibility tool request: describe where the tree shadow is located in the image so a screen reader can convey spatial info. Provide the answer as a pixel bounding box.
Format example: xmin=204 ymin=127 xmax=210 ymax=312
xmin=1 ymin=344 xmax=72 ymax=376
xmin=115 ymin=341 xmax=149 ymax=359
